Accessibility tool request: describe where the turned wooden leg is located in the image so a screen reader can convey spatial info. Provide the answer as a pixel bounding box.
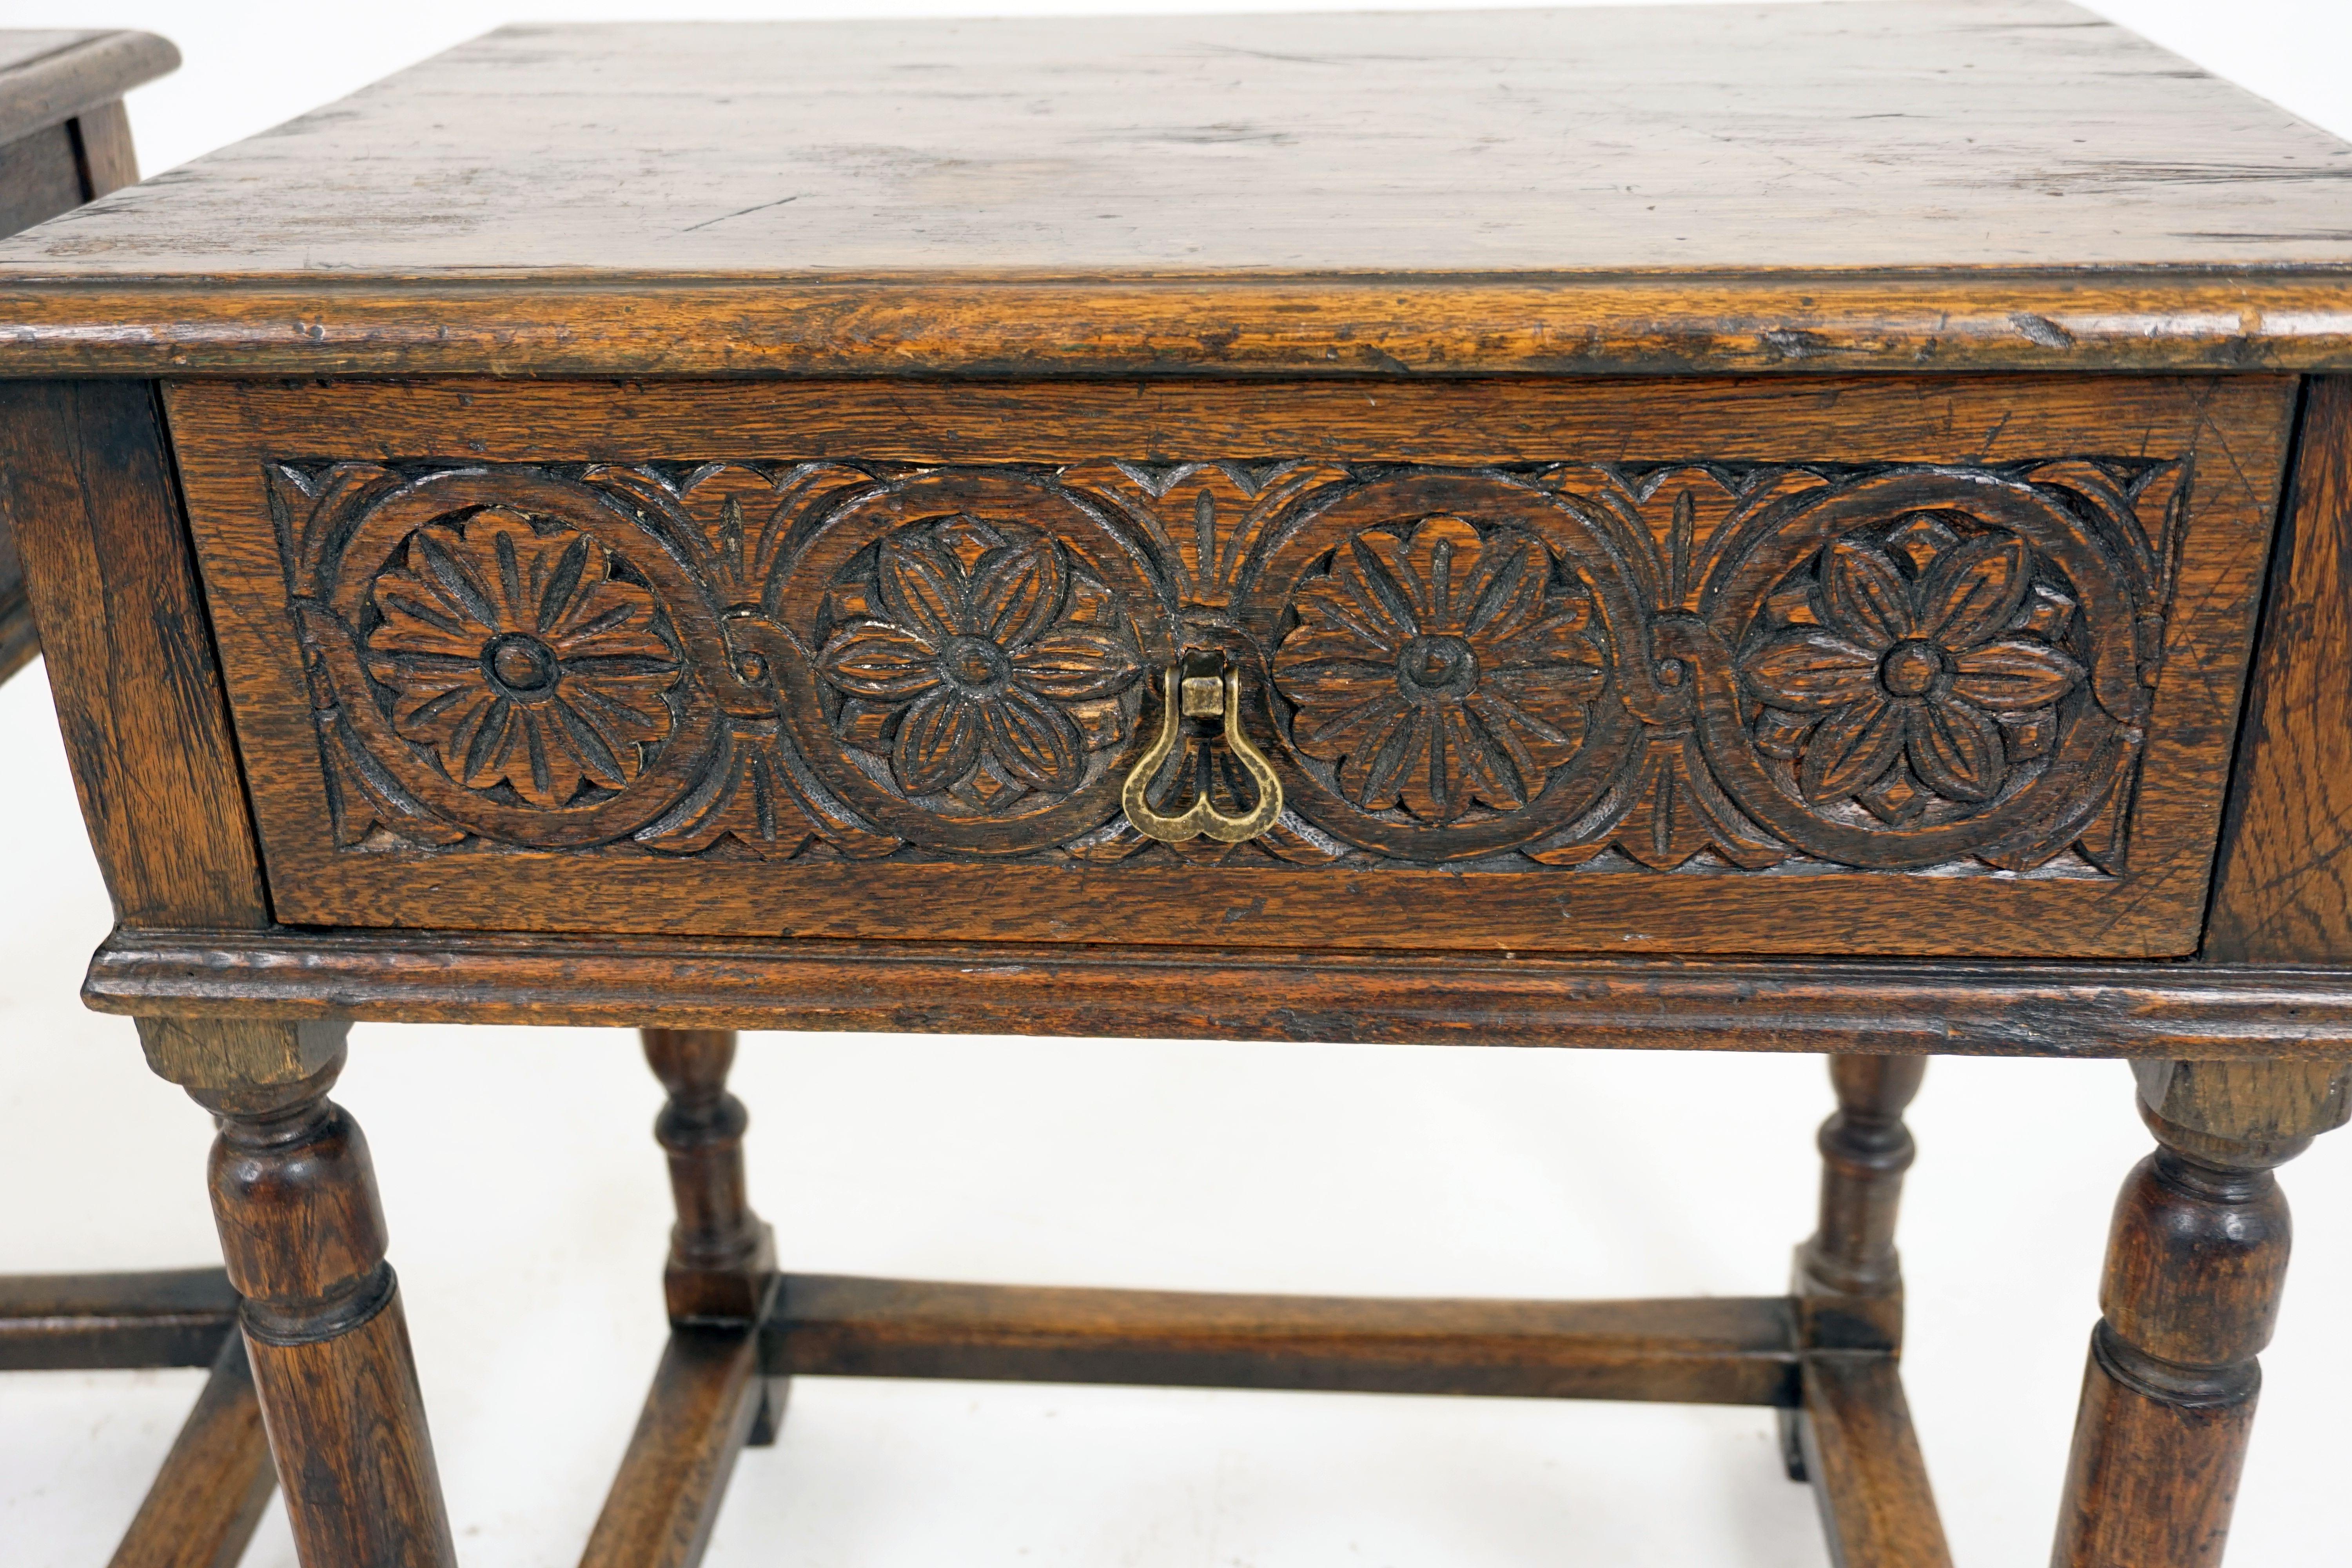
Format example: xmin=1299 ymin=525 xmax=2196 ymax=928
xmin=644 ymin=1028 xmax=775 ymax=1325
xmin=189 ymin=1042 xmax=455 ymax=1568
xmin=583 ymin=1029 xmax=780 ymax=1568
xmin=2053 ymin=1058 xmax=2350 ymax=1568
xmin=1786 ymin=1054 xmax=1949 ymax=1568
xmin=1796 ymin=1053 xmax=1926 ymax=1345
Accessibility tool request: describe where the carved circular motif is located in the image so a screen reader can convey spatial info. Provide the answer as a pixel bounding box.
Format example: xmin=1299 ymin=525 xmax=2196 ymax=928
xmin=776 ymin=472 xmax=1164 ymax=854
xmin=309 ymin=470 xmax=725 ymax=849
xmin=1737 ymin=525 xmax=2089 ymax=812
xmin=1706 ymin=475 xmax=2138 ymax=869
xmin=364 ymin=508 xmax=688 ymax=811
xmin=817 ymin=517 xmax=1142 ymax=799
xmin=1247 ymin=477 xmax=1637 ymax=861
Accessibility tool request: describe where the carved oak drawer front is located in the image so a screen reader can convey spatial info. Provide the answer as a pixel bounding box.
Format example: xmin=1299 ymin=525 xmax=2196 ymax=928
xmin=164 ymin=376 xmax=2293 ymax=958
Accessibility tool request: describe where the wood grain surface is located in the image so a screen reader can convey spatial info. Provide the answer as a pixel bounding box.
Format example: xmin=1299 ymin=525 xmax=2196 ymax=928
xmin=23 ymin=3 xmax=2352 ymax=276
xmin=0 ymin=1267 xmax=237 ymax=1371
xmin=0 ymin=373 xmax=26 ymax=681
xmin=1797 ymin=1355 xmax=1953 ymax=1568
xmin=582 ymin=1327 xmax=769 ymax=1568
xmin=7 ymin=13 xmax=2345 ymax=1562
xmin=81 ymin=927 xmax=2352 ymax=1058
xmin=2207 ymin=377 xmax=2352 ymax=964
xmin=2050 ymin=1061 xmax=2347 ymax=1568
xmin=14 ymin=274 xmax=2352 ymax=381
xmin=1793 ymin=1056 xmax=1925 ymax=1354
xmin=194 ymin=1059 xmax=454 ymax=1567
xmin=109 ymin=1333 xmax=277 ymax=1568
xmin=767 ymin=1275 xmax=1801 ymax=1406
xmin=167 ymin=374 xmax=2290 ymax=958
xmin=644 ymin=1030 xmax=775 ymax=1326
xmin=75 ymin=99 xmax=140 ymax=200
xmin=4 ymin=5 xmax=2352 ymax=376
xmin=0 ymin=382 xmax=270 ymax=930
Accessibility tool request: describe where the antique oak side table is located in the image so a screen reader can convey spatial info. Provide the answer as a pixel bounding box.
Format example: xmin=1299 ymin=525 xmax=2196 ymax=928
xmin=7 ymin=3 xmax=2352 ymax=1564
xmin=0 ymin=27 xmax=285 ymax=1568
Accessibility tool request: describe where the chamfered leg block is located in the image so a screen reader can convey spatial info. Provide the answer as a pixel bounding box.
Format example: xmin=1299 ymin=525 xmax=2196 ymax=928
xmin=187 ymin=1038 xmax=456 ymax=1568
xmin=2053 ymin=1058 xmax=2350 ymax=1568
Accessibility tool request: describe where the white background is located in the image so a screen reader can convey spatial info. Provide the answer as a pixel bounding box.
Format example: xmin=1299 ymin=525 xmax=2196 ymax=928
xmin=4 ymin=1 xmax=2350 ymax=1563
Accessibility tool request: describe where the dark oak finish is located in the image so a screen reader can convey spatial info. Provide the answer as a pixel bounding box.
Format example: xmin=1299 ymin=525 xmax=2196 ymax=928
xmin=1797 ymin=1056 xmax=1927 ymax=1350
xmin=1796 ymin=1355 xmax=1952 ymax=1568
xmin=1781 ymin=1055 xmax=1933 ymax=1505
xmin=0 ymin=36 xmax=275 ymax=1558
xmin=765 ymin=1275 xmax=1800 ymax=1406
xmin=18 ymin=273 xmax=2352 ymax=383
xmin=191 ymin=1047 xmax=454 ymax=1568
xmin=167 ymin=373 xmax=2290 ymax=960
xmin=1784 ymin=1062 xmax=1952 ymax=1564
xmin=111 ymin=1333 xmax=277 ymax=1568
xmin=0 ymin=1267 xmax=236 ymax=1371
xmin=587 ymin=1030 xmax=780 ymax=1566
xmin=0 ymin=377 xmax=309 ymax=1094
xmin=5 ymin=5 xmax=2351 ymax=1562
xmin=0 ymin=474 xmax=33 ymax=680
xmin=2208 ymin=378 xmax=2352 ymax=965
xmin=84 ymin=929 xmax=2352 ymax=1058
xmin=0 ymin=381 xmax=267 ymax=931
xmin=583 ymin=1326 xmax=769 ymax=1568
xmin=2053 ymin=1060 xmax=2352 ymax=1568
xmin=0 ymin=1268 xmax=278 ymax=1563
xmin=5 ymin=7 xmax=2352 ymax=378
xmin=644 ymin=1029 xmax=775 ymax=1325
xmin=2106 ymin=374 xmax=2352 ymax=1564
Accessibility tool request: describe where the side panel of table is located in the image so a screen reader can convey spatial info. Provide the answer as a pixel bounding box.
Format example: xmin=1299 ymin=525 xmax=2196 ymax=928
xmin=0 ymin=382 xmax=270 ymax=932
xmin=2208 ymin=377 xmax=2352 ymax=966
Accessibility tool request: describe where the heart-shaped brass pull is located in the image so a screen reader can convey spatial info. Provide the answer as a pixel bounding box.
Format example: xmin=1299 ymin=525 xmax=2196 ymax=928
xmin=1121 ymin=652 xmax=1283 ymax=844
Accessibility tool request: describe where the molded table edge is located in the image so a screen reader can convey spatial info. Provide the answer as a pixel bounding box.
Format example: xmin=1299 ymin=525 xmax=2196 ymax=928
xmin=7 ymin=269 xmax=2352 ymax=377
xmin=81 ymin=928 xmax=2352 ymax=1057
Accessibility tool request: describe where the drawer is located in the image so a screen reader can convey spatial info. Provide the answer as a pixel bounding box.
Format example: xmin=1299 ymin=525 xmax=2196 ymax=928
xmin=165 ymin=375 xmax=2293 ymax=958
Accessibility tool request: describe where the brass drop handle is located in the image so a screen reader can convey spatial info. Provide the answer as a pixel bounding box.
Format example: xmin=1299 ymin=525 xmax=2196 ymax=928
xmin=1121 ymin=653 xmax=1283 ymax=844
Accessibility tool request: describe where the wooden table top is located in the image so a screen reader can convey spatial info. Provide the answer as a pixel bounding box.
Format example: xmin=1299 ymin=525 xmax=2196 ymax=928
xmin=3 ymin=1 xmax=2351 ymax=376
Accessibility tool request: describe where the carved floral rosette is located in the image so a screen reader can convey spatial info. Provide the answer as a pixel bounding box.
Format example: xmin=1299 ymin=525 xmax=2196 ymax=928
xmin=268 ymin=452 xmax=2184 ymax=878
